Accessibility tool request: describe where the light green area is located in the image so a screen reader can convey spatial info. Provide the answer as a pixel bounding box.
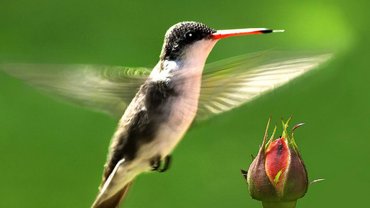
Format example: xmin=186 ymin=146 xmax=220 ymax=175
xmin=274 ymin=170 xmax=283 ymax=185
xmin=0 ymin=1 xmax=369 ymax=207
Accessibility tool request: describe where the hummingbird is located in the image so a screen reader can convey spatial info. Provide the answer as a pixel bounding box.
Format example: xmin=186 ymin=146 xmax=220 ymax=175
xmin=0 ymin=21 xmax=330 ymax=208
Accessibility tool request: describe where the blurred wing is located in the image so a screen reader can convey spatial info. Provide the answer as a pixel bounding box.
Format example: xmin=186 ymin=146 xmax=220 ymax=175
xmin=197 ymin=52 xmax=332 ymax=120
xmin=0 ymin=64 xmax=151 ymax=117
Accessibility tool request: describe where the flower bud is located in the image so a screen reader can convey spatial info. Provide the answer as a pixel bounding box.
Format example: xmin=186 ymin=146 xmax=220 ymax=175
xmin=242 ymin=118 xmax=308 ymax=207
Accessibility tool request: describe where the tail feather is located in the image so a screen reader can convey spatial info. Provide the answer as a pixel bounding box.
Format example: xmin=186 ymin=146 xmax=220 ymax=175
xmin=92 ymin=159 xmax=133 ymax=208
xmin=92 ymin=182 xmax=132 ymax=208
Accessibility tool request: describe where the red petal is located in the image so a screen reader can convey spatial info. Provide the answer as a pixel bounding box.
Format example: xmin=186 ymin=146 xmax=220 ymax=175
xmin=265 ymin=138 xmax=290 ymax=191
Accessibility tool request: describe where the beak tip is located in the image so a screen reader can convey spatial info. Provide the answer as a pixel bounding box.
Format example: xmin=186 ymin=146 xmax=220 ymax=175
xmin=272 ymin=29 xmax=285 ymax=33
xmin=261 ymin=29 xmax=285 ymax=34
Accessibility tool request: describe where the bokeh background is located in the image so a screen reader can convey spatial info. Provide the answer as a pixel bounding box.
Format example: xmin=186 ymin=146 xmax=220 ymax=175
xmin=0 ymin=0 xmax=369 ymax=207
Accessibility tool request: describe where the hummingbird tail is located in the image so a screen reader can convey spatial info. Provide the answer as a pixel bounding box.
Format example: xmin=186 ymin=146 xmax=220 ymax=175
xmin=92 ymin=158 xmax=134 ymax=208
xmin=92 ymin=182 xmax=132 ymax=208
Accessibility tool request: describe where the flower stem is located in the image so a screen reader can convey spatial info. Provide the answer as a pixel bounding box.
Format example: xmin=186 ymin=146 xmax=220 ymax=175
xmin=262 ymin=201 xmax=296 ymax=208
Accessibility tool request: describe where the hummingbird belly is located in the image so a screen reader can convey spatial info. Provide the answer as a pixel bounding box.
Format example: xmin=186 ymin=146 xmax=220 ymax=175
xmin=138 ymin=94 xmax=200 ymax=160
xmin=136 ymin=75 xmax=202 ymax=162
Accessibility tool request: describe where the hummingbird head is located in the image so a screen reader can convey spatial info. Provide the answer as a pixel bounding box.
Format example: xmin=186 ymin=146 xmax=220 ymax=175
xmin=158 ymin=21 xmax=283 ymax=71
xmin=160 ymin=21 xmax=216 ymax=62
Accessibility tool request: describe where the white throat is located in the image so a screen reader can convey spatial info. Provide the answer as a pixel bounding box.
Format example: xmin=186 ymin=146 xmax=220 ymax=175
xmin=181 ymin=39 xmax=218 ymax=70
xmin=150 ymin=39 xmax=217 ymax=82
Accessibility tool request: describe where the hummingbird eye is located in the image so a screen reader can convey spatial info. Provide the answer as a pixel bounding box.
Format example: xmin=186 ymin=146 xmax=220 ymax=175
xmin=184 ymin=31 xmax=197 ymax=41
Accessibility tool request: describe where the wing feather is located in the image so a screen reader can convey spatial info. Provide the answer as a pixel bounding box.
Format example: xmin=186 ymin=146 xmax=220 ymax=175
xmin=1 ymin=64 xmax=150 ymax=117
xmin=197 ymin=52 xmax=332 ymax=120
xmin=1 ymin=52 xmax=332 ymax=120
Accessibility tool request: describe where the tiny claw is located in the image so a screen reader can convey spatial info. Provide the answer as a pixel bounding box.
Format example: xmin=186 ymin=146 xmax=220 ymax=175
xmin=158 ymin=155 xmax=172 ymax=173
xmin=150 ymin=155 xmax=161 ymax=171
xmin=150 ymin=155 xmax=172 ymax=172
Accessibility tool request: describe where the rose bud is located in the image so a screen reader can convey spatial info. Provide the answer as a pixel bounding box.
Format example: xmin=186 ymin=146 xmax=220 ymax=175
xmin=241 ymin=118 xmax=308 ymax=208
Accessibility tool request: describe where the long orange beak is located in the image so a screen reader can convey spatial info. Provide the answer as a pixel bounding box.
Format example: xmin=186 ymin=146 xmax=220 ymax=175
xmin=211 ymin=28 xmax=284 ymax=40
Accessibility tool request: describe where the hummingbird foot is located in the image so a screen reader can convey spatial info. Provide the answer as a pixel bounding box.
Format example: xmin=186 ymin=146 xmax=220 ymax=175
xmin=150 ymin=155 xmax=172 ymax=173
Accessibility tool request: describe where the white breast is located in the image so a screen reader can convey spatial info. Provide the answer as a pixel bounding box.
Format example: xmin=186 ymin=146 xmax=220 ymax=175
xmin=137 ymin=70 xmax=202 ymax=161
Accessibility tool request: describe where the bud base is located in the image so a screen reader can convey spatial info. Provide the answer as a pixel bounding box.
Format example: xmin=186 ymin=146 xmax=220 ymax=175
xmin=262 ymin=201 xmax=297 ymax=208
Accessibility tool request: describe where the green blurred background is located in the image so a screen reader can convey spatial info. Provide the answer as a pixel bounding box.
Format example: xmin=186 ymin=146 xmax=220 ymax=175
xmin=0 ymin=0 xmax=369 ymax=207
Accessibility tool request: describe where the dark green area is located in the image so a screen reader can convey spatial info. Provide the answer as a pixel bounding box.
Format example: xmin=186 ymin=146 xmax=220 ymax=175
xmin=0 ymin=0 xmax=369 ymax=207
